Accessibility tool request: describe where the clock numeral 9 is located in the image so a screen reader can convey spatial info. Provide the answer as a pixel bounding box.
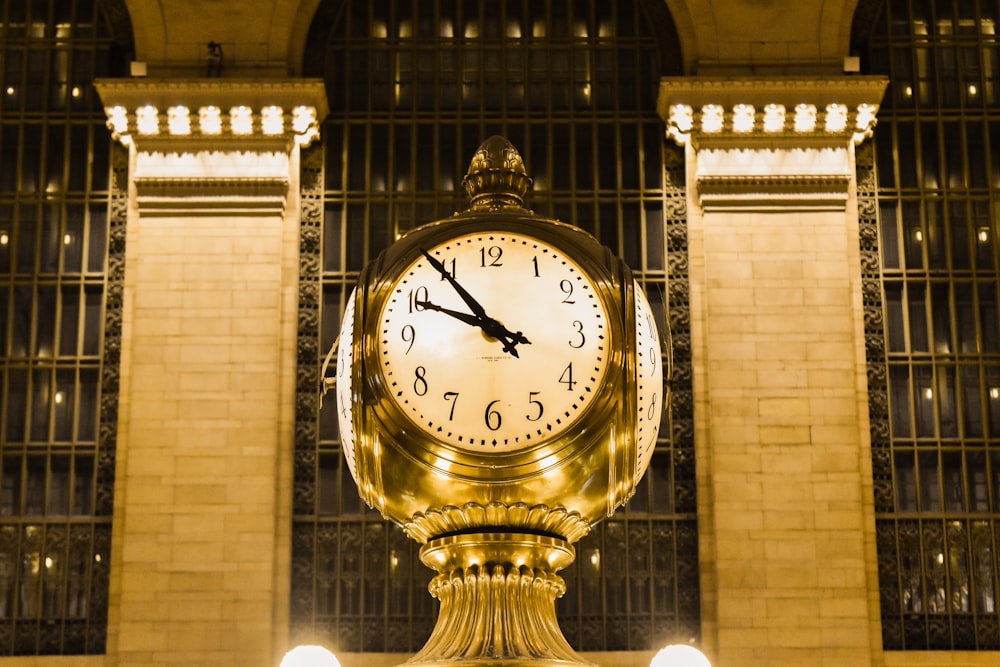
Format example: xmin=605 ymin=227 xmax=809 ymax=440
xmin=413 ymin=366 xmax=428 ymax=396
xmin=401 ymin=324 xmax=416 ymax=354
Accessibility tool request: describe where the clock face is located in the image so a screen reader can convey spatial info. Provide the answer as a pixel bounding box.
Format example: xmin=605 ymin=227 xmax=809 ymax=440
xmin=336 ymin=288 xmax=359 ymax=480
xmin=633 ymin=282 xmax=663 ymax=477
xmin=377 ymin=231 xmax=611 ymax=454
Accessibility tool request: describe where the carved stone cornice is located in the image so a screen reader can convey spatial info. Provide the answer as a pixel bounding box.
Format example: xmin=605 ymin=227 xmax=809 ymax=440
xmin=657 ymin=76 xmax=888 ymax=210
xmin=94 ymin=79 xmax=329 ymax=214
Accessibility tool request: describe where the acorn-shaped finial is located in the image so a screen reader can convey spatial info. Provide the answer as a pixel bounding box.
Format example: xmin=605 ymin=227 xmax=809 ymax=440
xmin=461 ymin=135 xmax=533 ymax=211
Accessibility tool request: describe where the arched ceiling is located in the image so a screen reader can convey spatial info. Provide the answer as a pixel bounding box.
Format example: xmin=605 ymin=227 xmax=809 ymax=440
xmin=125 ymin=0 xmax=863 ymax=77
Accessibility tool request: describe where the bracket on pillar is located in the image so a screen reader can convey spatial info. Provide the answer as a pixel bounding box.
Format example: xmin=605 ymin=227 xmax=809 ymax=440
xmin=94 ymin=79 xmax=330 ymax=215
xmin=657 ymin=77 xmax=888 ymax=211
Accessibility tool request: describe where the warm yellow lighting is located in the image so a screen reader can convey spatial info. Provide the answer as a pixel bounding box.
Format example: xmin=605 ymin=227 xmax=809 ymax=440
xmin=198 ymin=106 xmax=222 ymax=134
xmin=794 ymin=103 xmax=817 ymax=132
xmin=590 ymin=551 xmax=600 ymax=567
xmin=0 ymin=231 xmax=8 ymax=245
xmin=44 ymin=557 xmax=54 ymax=569
xmin=94 ymin=553 xmax=102 ymax=563
xmin=439 ymin=20 xmax=453 ymax=37
xmin=465 ymin=20 xmax=480 ymax=38
xmin=106 ymin=105 xmax=129 ymax=136
xmin=5 ymin=85 xmax=15 ymax=96
xmin=54 ymin=391 xmax=65 ymax=405
xmin=914 ymin=229 xmax=924 ymax=242
xmin=732 ymin=104 xmax=755 ymax=132
xmin=824 ymin=103 xmax=848 ymax=132
xmin=63 ymin=233 xmax=73 ymax=245
xmin=979 ymin=226 xmax=991 ymax=243
xmin=923 ymin=387 xmax=934 ymax=400
xmin=969 ymin=83 xmax=979 ymax=96
xmin=507 ymin=21 xmax=521 ymax=38
xmin=71 ymin=86 xmax=82 ymax=98
xmin=669 ymin=104 xmax=693 ymax=134
xmin=230 ymin=106 xmax=253 ymax=134
xmin=904 ymin=85 xmax=914 ymax=97
xmin=136 ymin=105 xmax=159 ymax=135
xmin=167 ymin=105 xmax=191 ymax=135
xmin=279 ymin=645 xmax=340 ymax=667
xmin=651 ymin=645 xmax=711 ymax=667
xmin=371 ymin=21 xmax=387 ymax=38
xmin=990 ymin=387 xmax=999 ymax=400
xmin=936 ymin=552 xmax=945 ymax=564
xmin=261 ymin=105 xmax=284 ymax=135
xmin=763 ymin=103 xmax=785 ymax=132
xmin=856 ymin=103 xmax=877 ymax=130
xmin=701 ymin=104 xmax=723 ymax=133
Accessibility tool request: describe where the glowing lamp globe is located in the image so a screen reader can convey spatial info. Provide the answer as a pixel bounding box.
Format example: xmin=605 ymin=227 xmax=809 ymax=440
xmin=279 ymin=645 xmax=340 ymax=667
xmin=650 ymin=645 xmax=711 ymax=667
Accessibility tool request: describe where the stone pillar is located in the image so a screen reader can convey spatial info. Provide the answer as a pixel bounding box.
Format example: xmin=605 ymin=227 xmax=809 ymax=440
xmin=94 ymin=80 xmax=327 ymax=667
xmin=658 ymin=77 xmax=887 ymax=667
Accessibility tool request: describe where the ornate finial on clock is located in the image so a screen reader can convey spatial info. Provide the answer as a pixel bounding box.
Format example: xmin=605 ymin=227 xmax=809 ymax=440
xmin=461 ymin=135 xmax=533 ymax=211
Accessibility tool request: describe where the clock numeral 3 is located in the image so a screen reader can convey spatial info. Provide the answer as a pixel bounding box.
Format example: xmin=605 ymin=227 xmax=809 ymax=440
xmin=569 ymin=320 xmax=585 ymax=348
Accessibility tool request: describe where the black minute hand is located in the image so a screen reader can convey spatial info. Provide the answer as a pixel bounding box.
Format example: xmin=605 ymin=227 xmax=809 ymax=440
xmin=418 ymin=249 xmax=531 ymax=357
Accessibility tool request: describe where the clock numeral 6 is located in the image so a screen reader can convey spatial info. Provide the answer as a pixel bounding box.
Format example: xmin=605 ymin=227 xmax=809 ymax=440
xmin=485 ymin=399 xmax=502 ymax=431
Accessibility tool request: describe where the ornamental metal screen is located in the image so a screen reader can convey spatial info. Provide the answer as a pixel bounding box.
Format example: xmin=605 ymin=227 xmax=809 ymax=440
xmin=0 ymin=0 xmax=131 ymax=655
xmin=293 ymin=0 xmax=699 ymax=652
xmin=857 ymin=0 xmax=1000 ymax=650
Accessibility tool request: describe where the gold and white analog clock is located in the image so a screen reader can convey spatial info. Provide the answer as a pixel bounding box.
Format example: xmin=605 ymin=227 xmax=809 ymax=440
xmin=377 ymin=231 xmax=611 ymax=454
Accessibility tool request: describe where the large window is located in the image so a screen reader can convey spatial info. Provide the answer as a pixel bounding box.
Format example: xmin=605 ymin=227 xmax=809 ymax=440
xmin=293 ymin=0 xmax=698 ymax=652
xmin=0 ymin=0 xmax=130 ymax=655
xmin=858 ymin=0 xmax=1000 ymax=650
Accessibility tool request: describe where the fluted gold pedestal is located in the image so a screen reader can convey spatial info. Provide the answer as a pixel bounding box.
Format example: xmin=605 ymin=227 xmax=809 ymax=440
xmin=403 ymin=533 xmax=594 ymax=667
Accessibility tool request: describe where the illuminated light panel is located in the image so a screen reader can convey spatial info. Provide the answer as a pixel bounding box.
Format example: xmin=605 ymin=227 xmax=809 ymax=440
xmin=732 ymin=104 xmax=755 ymax=132
xmin=230 ymin=106 xmax=253 ymax=134
xmin=136 ymin=105 xmax=159 ymax=135
xmin=199 ymin=106 xmax=222 ymax=134
xmin=824 ymin=103 xmax=848 ymax=132
xmin=701 ymin=104 xmax=724 ymax=133
xmin=167 ymin=105 xmax=191 ymax=135
xmin=106 ymin=105 xmax=129 ymax=135
xmin=763 ymin=103 xmax=785 ymax=132
xmin=261 ymin=105 xmax=284 ymax=135
xmin=794 ymin=103 xmax=817 ymax=132
xmin=855 ymin=103 xmax=877 ymax=131
xmin=669 ymin=104 xmax=694 ymax=133
xmin=0 ymin=230 xmax=8 ymax=245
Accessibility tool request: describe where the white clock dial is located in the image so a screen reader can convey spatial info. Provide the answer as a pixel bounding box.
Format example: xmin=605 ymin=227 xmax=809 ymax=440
xmin=336 ymin=288 xmax=358 ymax=479
xmin=377 ymin=231 xmax=611 ymax=453
xmin=633 ymin=282 xmax=663 ymax=477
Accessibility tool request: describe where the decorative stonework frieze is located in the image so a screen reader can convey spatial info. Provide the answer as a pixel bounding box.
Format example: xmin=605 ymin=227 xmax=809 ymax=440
xmin=658 ymin=77 xmax=888 ymax=210
xmin=94 ymin=80 xmax=329 ymax=214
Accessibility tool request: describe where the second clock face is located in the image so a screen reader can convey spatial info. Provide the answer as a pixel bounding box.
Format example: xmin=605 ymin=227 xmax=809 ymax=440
xmin=377 ymin=231 xmax=611 ymax=454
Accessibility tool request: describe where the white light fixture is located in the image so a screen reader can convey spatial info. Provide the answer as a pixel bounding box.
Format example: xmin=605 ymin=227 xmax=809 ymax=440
xmin=824 ymin=104 xmax=848 ymax=132
xmin=978 ymin=226 xmax=990 ymax=243
xmin=650 ymin=644 xmax=711 ymax=667
xmin=261 ymin=105 xmax=284 ymax=135
xmin=763 ymin=103 xmax=785 ymax=132
xmin=732 ymin=104 xmax=755 ymax=132
xmin=0 ymin=230 xmax=9 ymax=245
xmin=136 ymin=105 xmax=159 ymax=135
xmin=230 ymin=105 xmax=253 ymax=135
xmin=106 ymin=105 xmax=129 ymax=136
xmin=794 ymin=103 xmax=817 ymax=132
xmin=199 ymin=106 xmax=222 ymax=135
xmin=701 ymin=104 xmax=724 ymax=133
xmin=669 ymin=104 xmax=693 ymax=134
xmin=167 ymin=105 xmax=191 ymax=135
xmin=279 ymin=645 xmax=340 ymax=667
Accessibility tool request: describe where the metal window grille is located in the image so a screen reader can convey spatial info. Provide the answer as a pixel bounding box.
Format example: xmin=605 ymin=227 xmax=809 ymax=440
xmin=858 ymin=0 xmax=1000 ymax=650
xmin=293 ymin=0 xmax=698 ymax=653
xmin=0 ymin=0 xmax=130 ymax=655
